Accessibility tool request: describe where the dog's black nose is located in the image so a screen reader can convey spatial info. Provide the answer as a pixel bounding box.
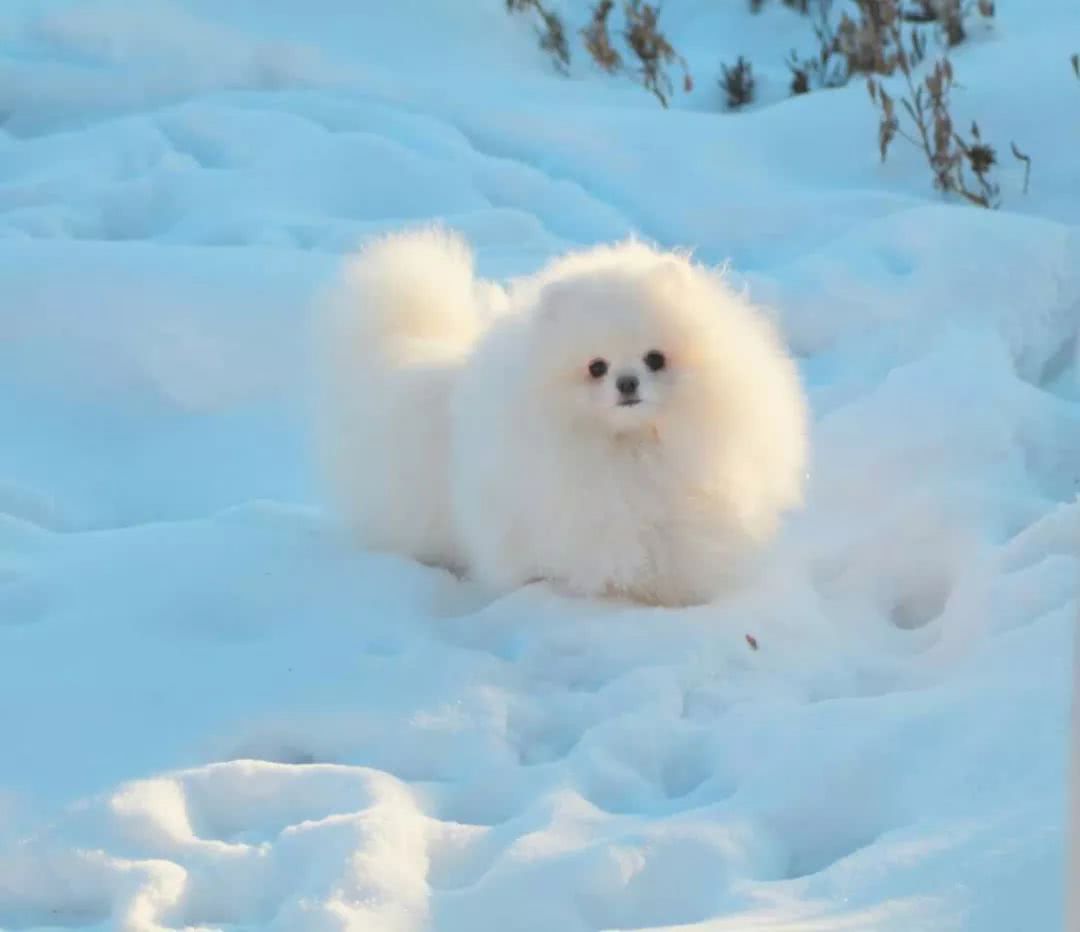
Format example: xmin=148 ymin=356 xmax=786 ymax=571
xmin=616 ymin=374 xmax=639 ymax=396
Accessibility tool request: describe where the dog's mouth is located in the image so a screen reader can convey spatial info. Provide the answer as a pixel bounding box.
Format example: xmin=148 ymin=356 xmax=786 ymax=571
xmin=617 ymin=398 xmax=642 ymax=407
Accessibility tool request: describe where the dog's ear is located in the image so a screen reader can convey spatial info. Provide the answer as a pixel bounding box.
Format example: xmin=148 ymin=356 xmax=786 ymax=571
xmin=535 ymin=278 xmax=577 ymax=324
xmin=645 ymin=257 xmax=693 ymax=299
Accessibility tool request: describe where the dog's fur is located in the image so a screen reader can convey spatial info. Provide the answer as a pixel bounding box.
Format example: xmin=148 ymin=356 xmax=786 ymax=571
xmin=314 ymin=229 xmax=808 ymax=606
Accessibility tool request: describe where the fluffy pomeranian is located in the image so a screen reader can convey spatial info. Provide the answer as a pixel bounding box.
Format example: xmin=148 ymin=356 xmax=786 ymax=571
xmin=314 ymin=229 xmax=808 ymax=606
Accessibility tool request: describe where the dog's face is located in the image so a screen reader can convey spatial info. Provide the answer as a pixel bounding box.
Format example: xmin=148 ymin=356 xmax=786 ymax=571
xmin=528 ymin=263 xmax=705 ymax=437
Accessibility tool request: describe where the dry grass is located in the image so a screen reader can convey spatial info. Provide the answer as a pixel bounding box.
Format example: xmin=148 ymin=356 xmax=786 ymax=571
xmin=506 ymin=0 xmax=570 ymax=73
xmin=786 ymin=1 xmax=848 ymax=93
xmin=581 ymin=0 xmax=622 ymax=73
xmin=506 ymin=0 xmax=1034 ymax=207
xmin=868 ymin=18 xmax=1001 ymax=207
xmin=512 ymin=0 xmax=690 ymax=106
xmin=623 ymin=0 xmax=690 ymax=107
xmin=721 ymin=56 xmax=756 ymax=109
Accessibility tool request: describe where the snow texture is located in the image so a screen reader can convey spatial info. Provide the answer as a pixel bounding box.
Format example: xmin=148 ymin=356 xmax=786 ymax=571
xmin=0 ymin=1 xmax=1077 ymax=930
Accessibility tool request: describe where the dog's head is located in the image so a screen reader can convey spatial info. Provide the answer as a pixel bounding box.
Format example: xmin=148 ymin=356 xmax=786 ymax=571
xmin=525 ymin=250 xmax=715 ymax=438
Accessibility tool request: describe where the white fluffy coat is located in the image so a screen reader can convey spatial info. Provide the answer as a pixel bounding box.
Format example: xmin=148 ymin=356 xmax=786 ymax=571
xmin=314 ymin=229 xmax=808 ymax=606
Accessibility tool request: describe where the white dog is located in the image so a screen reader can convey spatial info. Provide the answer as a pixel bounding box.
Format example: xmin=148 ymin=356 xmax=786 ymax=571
xmin=314 ymin=229 xmax=808 ymax=606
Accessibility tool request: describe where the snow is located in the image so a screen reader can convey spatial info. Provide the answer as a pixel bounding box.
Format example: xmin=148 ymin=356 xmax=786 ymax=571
xmin=0 ymin=1 xmax=1077 ymax=930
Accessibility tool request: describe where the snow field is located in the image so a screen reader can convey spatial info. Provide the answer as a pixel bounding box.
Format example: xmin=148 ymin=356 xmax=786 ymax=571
xmin=0 ymin=1 xmax=1077 ymax=929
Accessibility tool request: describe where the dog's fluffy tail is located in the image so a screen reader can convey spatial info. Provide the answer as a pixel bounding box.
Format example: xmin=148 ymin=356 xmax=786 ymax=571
xmin=323 ymin=227 xmax=483 ymax=366
xmin=312 ymin=228 xmax=483 ymax=567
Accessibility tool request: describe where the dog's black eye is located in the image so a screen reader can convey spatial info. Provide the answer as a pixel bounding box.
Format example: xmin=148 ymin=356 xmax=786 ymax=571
xmin=587 ymin=358 xmax=608 ymax=379
xmin=644 ymin=350 xmax=666 ymax=372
